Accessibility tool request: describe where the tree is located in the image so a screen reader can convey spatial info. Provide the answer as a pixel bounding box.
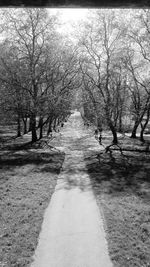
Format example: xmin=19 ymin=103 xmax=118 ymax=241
xmin=0 ymin=8 xmax=58 ymax=142
xmin=123 ymin=12 xmax=150 ymax=140
xmin=78 ymin=10 xmax=128 ymax=144
xmin=36 ymin=38 xmax=80 ymax=138
xmin=0 ymin=9 xmax=81 ymax=142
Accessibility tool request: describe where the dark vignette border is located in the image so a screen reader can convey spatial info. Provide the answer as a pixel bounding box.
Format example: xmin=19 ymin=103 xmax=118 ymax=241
xmin=0 ymin=0 xmax=150 ymax=8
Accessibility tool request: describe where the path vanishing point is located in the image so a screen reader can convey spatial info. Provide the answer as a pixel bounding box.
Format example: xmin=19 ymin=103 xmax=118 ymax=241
xmin=31 ymin=111 xmax=113 ymax=267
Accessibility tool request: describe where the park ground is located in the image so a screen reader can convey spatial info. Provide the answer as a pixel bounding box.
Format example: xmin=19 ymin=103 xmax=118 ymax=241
xmin=85 ymin=131 xmax=150 ymax=267
xmin=0 ymin=112 xmax=150 ymax=267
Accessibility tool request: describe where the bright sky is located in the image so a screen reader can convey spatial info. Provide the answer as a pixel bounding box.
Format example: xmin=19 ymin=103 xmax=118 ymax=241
xmin=48 ymin=8 xmax=88 ymax=22
xmin=47 ymin=8 xmax=138 ymax=36
xmin=47 ymin=8 xmax=89 ymax=33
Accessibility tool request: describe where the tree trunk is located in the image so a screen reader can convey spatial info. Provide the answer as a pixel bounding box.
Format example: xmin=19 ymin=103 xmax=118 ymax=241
xmin=32 ymin=128 xmax=37 ymax=143
xmin=39 ymin=117 xmax=43 ymax=140
xmin=140 ymin=126 xmax=145 ymax=143
xmin=109 ymin=123 xmax=118 ymax=144
xmin=17 ymin=115 xmax=21 ymax=137
xmin=29 ymin=118 xmax=32 ymax=132
xmin=53 ymin=118 xmax=57 ymax=132
xmin=30 ymin=114 xmax=37 ymax=142
xmin=39 ymin=125 xmax=43 ymax=139
xmin=105 ymin=107 xmax=118 ymax=144
xmin=140 ymin=108 xmax=150 ymax=142
xmin=130 ymin=121 xmax=139 ymax=138
xmin=118 ymin=112 xmax=123 ymax=132
xmin=131 ymin=108 xmax=148 ymax=138
xmin=47 ymin=117 xmax=53 ymax=136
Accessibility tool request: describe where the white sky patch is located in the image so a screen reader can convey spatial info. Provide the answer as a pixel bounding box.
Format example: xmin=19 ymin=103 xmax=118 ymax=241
xmin=47 ymin=8 xmax=89 ymax=34
xmin=48 ymin=8 xmax=88 ymax=23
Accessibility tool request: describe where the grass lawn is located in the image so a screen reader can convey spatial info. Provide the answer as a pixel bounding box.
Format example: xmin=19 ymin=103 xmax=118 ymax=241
xmin=0 ymin=136 xmax=65 ymax=267
xmin=85 ymin=133 xmax=150 ymax=267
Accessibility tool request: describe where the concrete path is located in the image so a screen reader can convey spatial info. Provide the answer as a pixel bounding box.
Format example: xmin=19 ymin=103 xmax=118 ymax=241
xmin=31 ymin=111 xmax=113 ymax=267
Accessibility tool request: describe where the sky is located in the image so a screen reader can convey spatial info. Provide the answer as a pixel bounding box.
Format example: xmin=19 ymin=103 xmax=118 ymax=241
xmin=47 ymin=8 xmax=138 ymax=34
xmin=48 ymin=8 xmax=89 ymax=22
xmin=47 ymin=8 xmax=89 ymax=33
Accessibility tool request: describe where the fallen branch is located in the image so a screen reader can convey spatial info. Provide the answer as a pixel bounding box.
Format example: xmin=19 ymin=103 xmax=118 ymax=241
xmin=108 ymin=146 xmax=150 ymax=153
xmin=105 ymin=143 xmax=128 ymax=157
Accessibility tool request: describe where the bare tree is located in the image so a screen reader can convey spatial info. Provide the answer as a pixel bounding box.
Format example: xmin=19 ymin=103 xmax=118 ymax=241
xmin=78 ymin=10 xmax=127 ymax=144
xmin=123 ymin=42 xmax=150 ymax=140
xmin=0 ymin=9 xmax=58 ymax=141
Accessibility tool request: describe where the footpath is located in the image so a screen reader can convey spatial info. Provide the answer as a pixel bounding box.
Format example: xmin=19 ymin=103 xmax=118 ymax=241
xmin=31 ymin=111 xmax=113 ymax=267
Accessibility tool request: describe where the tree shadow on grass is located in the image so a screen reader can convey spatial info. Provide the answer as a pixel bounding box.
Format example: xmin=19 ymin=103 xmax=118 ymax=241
xmin=85 ymin=150 xmax=150 ymax=201
xmin=0 ymin=148 xmax=65 ymax=181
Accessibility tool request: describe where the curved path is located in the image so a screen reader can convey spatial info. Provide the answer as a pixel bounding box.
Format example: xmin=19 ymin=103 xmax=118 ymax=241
xmin=31 ymin=111 xmax=113 ymax=267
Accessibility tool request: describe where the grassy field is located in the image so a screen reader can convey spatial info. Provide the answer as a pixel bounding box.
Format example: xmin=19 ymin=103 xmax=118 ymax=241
xmin=85 ymin=133 xmax=150 ymax=267
xmin=0 ymin=130 xmax=65 ymax=267
xmin=1 ymin=122 xmax=150 ymax=267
